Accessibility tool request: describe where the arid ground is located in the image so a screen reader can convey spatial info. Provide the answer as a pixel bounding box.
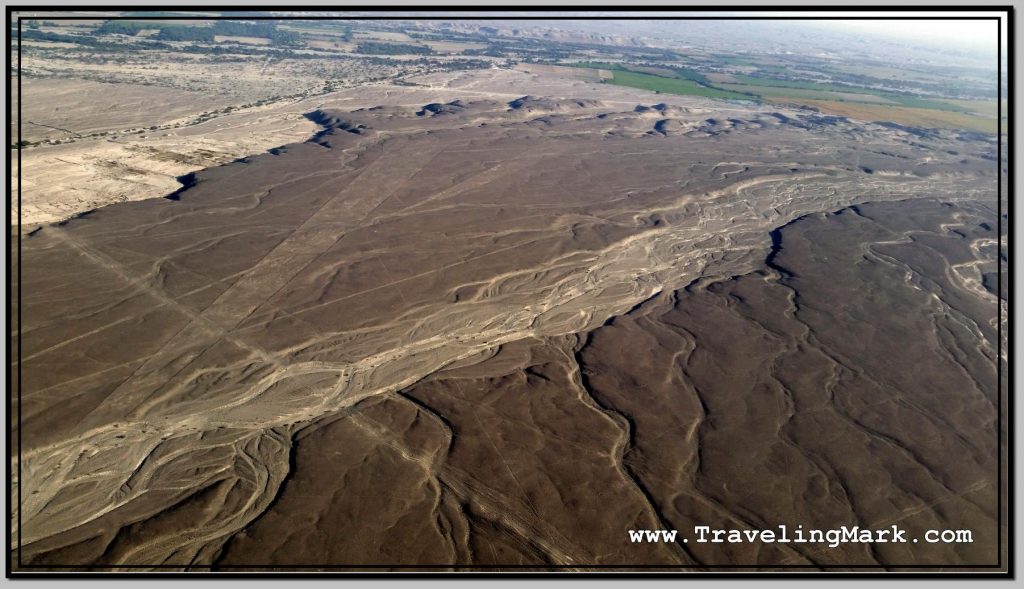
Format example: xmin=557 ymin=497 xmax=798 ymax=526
xmin=11 ymin=70 xmax=1006 ymax=570
xmin=7 ymin=12 xmax=1010 ymax=573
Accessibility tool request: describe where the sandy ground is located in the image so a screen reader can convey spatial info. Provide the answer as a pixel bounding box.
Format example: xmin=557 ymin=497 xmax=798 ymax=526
xmin=14 ymin=68 xmax=675 ymax=227
xmin=14 ymin=46 xmax=500 ymax=227
xmin=18 ymin=66 xmax=999 ymax=228
xmin=15 ymin=106 xmax=320 ymax=226
xmin=11 ymin=88 xmax=1004 ymax=569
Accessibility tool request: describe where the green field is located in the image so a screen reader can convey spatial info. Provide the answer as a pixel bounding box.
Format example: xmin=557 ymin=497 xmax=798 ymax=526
xmin=877 ymin=94 xmax=975 ymax=112
xmin=714 ymin=83 xmax=895 ymax=104
xmin=567 ymin=63 xmax=983 ymax=124
xmin=606 ymin=70 xmax=753 ymax=100
xmin=728 ymin=74 xmax=843 ymax=92
xmin=938 ymin=98 xmax=1005 ymax=117
xmin=569 ymin=61 xmax=623 ymax=71
xmin=571 ymin=62 xmax=709 ymax=84
xmin=717 ymin=75 xmax=972 ymax=112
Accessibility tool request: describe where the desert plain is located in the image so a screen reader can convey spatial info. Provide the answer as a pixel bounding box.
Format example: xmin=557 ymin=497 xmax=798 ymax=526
xmin=9 ymin=15 xmax=1008 ymax=573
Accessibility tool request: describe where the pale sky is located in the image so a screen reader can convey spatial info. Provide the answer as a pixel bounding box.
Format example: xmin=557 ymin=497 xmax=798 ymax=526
xmin=820 ymin=19 xmax=1001 ymax=53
